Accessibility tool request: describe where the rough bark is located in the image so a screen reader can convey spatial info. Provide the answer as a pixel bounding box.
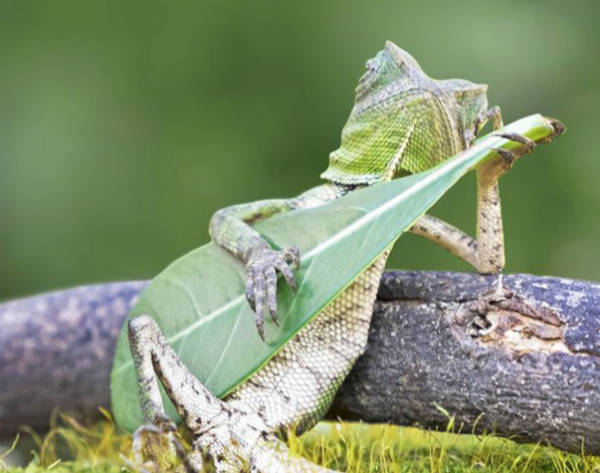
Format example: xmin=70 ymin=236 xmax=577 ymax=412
xmin=1 ymin=272 xmax=600 ymax=454
xmin=327 ymin=271 xmax=600 ymax=455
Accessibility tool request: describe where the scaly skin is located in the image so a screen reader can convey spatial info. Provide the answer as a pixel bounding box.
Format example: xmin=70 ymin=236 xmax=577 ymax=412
xmin=128 ymin=42 xmax=564 ymax=472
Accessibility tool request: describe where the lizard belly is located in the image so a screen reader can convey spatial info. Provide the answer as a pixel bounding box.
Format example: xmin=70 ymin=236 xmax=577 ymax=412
xmin=226 ymin=248 xmax=391 ymax=435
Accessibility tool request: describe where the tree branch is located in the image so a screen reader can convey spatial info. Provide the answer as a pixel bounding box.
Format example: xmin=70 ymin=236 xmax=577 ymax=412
xmin=2 ymin=272 xmax=599 ymax=454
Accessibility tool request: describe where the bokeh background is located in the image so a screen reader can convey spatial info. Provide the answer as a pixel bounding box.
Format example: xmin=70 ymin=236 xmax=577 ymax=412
xmin=1 ymin=0 xmax=599 ymax=301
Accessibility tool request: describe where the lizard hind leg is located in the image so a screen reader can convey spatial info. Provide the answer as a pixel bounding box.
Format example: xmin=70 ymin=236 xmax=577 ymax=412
xmin=128 ymin=315 xmax=228 ymax=471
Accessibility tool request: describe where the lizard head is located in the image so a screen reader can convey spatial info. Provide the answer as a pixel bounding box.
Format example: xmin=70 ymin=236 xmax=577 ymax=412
xmin=321 ymin=41 xmax=491 ymax=185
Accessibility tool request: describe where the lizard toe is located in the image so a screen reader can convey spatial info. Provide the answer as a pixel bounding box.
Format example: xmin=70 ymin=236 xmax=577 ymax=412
xmin=275 ymin=259 xmax=297 ymax=292
xmin=493 ymin=147 xmax=517 ymax=169
xmin=496 ymin=132 xmax=537 ymax=155
xmin=265 ymin=268 xmax=280 ymax=326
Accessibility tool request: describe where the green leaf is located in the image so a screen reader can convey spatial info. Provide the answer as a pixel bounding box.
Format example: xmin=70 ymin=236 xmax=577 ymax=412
xmin=111 ymin=114 xmax=558 ymax=432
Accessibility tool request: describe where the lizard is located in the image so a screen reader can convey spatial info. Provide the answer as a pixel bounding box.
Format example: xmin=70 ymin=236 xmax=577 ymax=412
xmin=124 ymin=41 xmax=565 ymax=472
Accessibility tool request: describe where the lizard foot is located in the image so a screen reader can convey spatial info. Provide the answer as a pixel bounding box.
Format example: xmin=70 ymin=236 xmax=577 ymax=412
xmin=246 ymin=245 xmax=300 ymax=340
xmin=130 ymin=415 xmax=185 ymax=472
xmin=489 ymin=118 xmax=565 ymax=174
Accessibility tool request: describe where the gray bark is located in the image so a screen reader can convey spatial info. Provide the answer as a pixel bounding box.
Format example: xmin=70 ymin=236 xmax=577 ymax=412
xmin=1 ymin=272 xmax=600 ymax=455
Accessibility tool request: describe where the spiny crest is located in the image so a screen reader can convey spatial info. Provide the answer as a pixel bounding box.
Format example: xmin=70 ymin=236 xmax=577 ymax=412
xmin=354 ymin=41 xmax=426 ymax=103
xmin=321 ymin=42 xmax=490 ymax=185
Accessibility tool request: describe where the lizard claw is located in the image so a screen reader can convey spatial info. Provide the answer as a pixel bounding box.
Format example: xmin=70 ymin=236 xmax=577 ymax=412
xmin=245 ymin=245 xmax=300 ymax=340
xmin=492 ymin=147 xmax=517 ymax=168
xmin=255 ymin=312 xmax=266 ymax=342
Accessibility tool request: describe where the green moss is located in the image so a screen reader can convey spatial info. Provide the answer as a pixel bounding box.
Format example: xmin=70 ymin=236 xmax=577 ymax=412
xmin=2 ymin=414 xmax=599 ymax=473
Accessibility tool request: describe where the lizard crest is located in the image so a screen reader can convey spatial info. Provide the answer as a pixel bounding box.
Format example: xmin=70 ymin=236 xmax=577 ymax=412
xmin=321 ymin=41 xmax=489 ymax=185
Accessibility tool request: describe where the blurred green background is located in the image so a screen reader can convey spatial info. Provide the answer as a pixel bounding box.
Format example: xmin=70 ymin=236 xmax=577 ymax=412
xmin=1 ymin=0 xmax=599 ymax=301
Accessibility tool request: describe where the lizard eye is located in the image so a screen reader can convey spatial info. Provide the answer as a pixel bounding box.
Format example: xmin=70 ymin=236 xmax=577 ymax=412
xmin=366 ymin=59 xmax=377 ymax=72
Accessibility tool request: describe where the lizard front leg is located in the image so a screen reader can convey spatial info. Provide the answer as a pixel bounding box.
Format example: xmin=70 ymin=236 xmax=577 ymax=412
xmin=209 ymin=199 xmax=300 ymax=339
xmin=409 ymin=110 xmax=564 ymax=274
xmin=209 ymin=184 xmax=349 ymax=339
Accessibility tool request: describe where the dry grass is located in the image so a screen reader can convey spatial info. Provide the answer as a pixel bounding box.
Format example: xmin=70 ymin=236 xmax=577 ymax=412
xmin=2 ymin=411 xmax=599 ymax=472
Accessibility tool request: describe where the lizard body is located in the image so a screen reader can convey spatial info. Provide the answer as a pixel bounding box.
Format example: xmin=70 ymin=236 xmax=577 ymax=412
xmin=127 ymin=42 xmax=564 ymax=472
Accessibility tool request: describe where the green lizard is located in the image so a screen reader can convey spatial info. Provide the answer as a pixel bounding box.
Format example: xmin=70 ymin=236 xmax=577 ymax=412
xmin=127 ymin=41 xmax=564 ymax=472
